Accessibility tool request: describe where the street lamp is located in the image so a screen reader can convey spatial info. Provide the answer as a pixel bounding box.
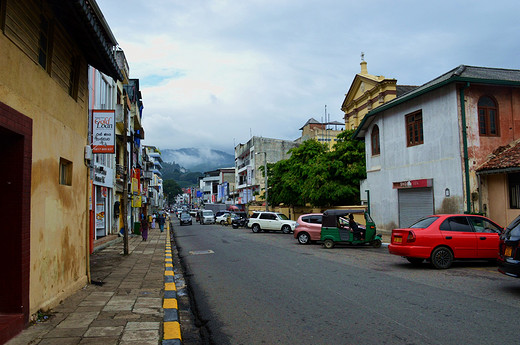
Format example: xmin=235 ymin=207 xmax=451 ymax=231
xmin=255 ymin=151 xmax=268 ymax=211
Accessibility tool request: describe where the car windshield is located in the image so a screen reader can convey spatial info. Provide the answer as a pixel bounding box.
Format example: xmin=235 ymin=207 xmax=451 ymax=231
xmin=203 ymin=211 xmax=212 ymax=216
xmin=181 ymin=213 xmax=190 ymax=219
xmin=409 ymin=216 xmax=438 ymax=228
xmin=277 ymin=213 xmax=289 ymax=220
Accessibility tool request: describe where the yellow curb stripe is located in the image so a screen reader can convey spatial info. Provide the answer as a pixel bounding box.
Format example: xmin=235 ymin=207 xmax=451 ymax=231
xmin=165 ymin=270 xmax=174 ymax=277
xmin=166 ymin=264 xmax=173 ymax=268
xmin=163 ymin=298 xmax=178 ymax=309
xmin=165 ymin=282 xmax=177 ymax=291
xmin=164 ymin=321 xmax=182 ymax=340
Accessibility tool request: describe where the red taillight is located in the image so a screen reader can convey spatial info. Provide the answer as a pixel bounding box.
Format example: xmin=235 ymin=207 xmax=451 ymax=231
xmin=406 ymin=231 xmax=416 ymax=243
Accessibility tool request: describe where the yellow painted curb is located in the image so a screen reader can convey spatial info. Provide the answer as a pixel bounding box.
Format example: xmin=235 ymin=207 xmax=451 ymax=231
xmin=163 ymin=298 xmax=178 ymax=309
xmin=164 ymin=321 xmax=182 ymax=340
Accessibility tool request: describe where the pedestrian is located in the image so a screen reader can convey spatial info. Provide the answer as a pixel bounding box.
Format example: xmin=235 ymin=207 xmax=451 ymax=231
xmin=141 ymin=213 xmax=149 ymax=241
xmin=148 ymin=213 xmax=153 ymax=229
xmin=158 ymin=213 xmax=166 ymax=232
xmin=152 ymin=213 xmax=156 ymax=229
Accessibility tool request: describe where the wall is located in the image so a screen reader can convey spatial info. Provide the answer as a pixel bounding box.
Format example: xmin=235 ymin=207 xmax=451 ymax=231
xmin=0 ymin=26 xmax=89 ymax=315
xmin=363 ymin=85 xmax=465 ymax=230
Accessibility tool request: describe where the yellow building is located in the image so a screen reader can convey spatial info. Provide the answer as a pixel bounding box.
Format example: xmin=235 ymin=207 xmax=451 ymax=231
xmin=341 ymin=60 xmax=416 ymax=130
xmin=0 ymin=0 xmax=121 ymax=341
xmin=298 ymin=118 xmax=344 ymax=150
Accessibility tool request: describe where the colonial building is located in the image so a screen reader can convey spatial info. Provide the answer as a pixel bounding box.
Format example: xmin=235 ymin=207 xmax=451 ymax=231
xmin=0 ymin=0 xmax=121 ymax=341
xmin=354 ymin=65 xmax=520 ymax=230
xmin=298 ymin=118 xmax=344 ymax=149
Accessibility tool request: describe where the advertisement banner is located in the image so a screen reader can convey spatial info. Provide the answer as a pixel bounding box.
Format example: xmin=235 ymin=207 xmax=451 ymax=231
xmin=95 ymin=203 xmax=105 ymax=228
xmin=92 ymin=109 xmax=115 ymax=153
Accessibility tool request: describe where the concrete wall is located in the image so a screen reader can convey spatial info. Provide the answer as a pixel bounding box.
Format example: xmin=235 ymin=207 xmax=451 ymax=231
xmin=363 ymin=85 xmax=465 ymax=230
xmin=0 ymin=29 xmax=89 ymax=314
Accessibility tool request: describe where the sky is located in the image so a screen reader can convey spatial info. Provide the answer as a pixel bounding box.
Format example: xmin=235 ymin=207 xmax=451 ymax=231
xmin=96 ymin=0 xmax=520 ymax=155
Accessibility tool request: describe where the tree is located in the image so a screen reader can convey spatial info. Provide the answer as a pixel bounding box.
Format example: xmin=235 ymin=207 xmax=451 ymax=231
xmin=163 ymin=179 xmax=183 ymax=205
xmin=267 ymin=130 xmax=366 ymax=206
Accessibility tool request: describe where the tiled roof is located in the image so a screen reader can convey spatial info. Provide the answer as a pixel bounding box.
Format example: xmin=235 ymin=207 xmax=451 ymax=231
xmin=477 ymin=140 xmax=520 ymax=173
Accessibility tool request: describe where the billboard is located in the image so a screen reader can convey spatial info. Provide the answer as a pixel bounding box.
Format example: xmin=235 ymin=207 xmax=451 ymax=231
xmin=92 ymin=109 xmax=115 ymax=153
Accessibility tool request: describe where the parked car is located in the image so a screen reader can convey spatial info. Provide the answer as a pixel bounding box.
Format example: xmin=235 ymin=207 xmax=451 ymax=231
xmin=199 ymin=210 xmax=215 ymax=224
xmin=247 ymin=211 xmax=298 ymax=234
xmin=216 ymin=212 xmax=237 ymax=225
xmin=179 ymin=212 xmax=192 ymax=226
xmin=389 ymin=214 xmax=502 ymax=269
xmin=214 ymin=210 xmax=227 ymax=221
xmin=294 ymin=213 xmax=323 ymax=244
xmin=498 ymin=215 xmax=520 ymax=277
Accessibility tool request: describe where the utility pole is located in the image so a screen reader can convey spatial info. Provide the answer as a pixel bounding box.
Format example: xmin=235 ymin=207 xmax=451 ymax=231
xmin=122 ymin=92 xmax=129 ymax=255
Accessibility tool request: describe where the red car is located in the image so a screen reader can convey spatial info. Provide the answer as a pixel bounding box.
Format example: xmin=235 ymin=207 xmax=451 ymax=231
xmin=389 ymin=214 xmax=502 ymax=269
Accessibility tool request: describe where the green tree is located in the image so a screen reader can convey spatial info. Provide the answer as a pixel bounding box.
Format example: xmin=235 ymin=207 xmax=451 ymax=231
xmin=267 ymin=130 xmax=365 ymax=207
xmin=163 ymin=179 xmax=183 ymax=205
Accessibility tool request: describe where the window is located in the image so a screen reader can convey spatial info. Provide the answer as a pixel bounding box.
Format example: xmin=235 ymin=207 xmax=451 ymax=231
xmin=468 ymin=217 xmax=502 ymax=234
xmin=478 ymin=96 xmax=499 ymax=136
xmin=509 ymin=173 xmax=520 ymax=209
xmin=38 ymin=15 xmax=50 ymax=71
xmin=371 ymin=125 xmax=380 ymax=155
xmin=406 ymin=111 xmax=423 ymax=147
xmin=59 ymin=158 xmax=72 ymax=186
xmin=439 ymin=217 xmax=472 ymax=232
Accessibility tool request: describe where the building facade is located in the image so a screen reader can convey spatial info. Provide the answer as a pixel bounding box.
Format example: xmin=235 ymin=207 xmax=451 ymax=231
xmin=354 ymin=65 xmax=520 ymax=230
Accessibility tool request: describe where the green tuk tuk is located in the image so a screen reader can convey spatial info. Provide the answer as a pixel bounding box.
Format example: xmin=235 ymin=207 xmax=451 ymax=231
xmin=320 ymin=209 xmax=382 ymax=249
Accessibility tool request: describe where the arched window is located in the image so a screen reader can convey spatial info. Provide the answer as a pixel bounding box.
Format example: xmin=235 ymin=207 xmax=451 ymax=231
xmin=371 ymin=125 xmax=380 ymax=156
xmin=478 ymin=96 xmax=498 ymax=136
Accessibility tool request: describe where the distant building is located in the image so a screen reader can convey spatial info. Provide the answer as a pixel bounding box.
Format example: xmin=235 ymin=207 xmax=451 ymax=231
xmin=235 ymin=136 xmax=299 ymax=207
xmin=298 ymin=117 xmax=344 ymax=149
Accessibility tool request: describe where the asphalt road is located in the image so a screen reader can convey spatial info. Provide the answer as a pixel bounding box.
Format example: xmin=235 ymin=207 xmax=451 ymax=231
xmin=173 ymin=220 xmax=520 ymax=345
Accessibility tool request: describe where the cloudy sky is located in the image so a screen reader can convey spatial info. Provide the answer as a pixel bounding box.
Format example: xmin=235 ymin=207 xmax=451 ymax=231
xmin=96 ymin=0 xmax=520 ymax=154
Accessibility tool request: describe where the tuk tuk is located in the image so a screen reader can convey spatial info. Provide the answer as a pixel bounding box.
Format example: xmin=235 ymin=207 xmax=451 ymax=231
xmin=320 ymin=209 xmax=382 ymax=249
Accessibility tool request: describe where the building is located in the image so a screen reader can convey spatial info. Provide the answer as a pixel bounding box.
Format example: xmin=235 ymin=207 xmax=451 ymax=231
xmin=235 ymin=136 xmax=299 ymax=207
xmin=0 ymin=0 xmax=121 ymax=341
xmin=342 ymin=59 xmax=416 ymax=130
xmin=144 ymin=146 xmax=165 ymax=213
xmin=298 ymin=117 xmax=344 ymax=149
xmin=353 ymin=65 xmax=520 ymax=230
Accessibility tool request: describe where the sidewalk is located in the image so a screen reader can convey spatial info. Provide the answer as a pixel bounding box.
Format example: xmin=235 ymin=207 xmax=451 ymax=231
xmin=6 ymin=222 xmax=195 ymax=345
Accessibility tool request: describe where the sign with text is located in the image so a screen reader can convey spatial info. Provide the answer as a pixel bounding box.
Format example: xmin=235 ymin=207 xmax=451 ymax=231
xmin=92 ymin=110 xmax=115 ymax=153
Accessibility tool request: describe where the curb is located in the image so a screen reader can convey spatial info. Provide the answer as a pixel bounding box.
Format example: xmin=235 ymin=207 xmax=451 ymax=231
xmin=163 ymin=225 xmax=182 ymax=345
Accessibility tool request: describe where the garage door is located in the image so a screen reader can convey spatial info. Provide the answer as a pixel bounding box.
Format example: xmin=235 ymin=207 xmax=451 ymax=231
xmin=398 ymin=188 xmax=434 ymax=227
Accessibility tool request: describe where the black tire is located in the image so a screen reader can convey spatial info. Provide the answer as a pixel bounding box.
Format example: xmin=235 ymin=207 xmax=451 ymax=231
xmin=406 ymin=257 xmax=424 ymax=265
xmin=297 ymin=232 xmax=310 ymax=245
xmin=323 ymin=239 xmax=334 ymax=249
xmin=430 ymin=247 xmax=453 ymax=269
xmin=220 ymin=220 xmax=225 ymax=225
xmin=252 ymin=224 xmax=261 ymax=233
xmin=282 ymin=225 xmax=291 ymax=234
xmin=371 ymin=239 xmax=382 ymax=248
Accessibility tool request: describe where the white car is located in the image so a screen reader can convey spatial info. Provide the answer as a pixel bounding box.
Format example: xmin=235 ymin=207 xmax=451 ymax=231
xmin=216 ymin=212 xmax=236 ymax=224
xmin=247 ymin=211 xmax=298 ymax=234
xmin=201 ymin=210 xmax=215 ymax=224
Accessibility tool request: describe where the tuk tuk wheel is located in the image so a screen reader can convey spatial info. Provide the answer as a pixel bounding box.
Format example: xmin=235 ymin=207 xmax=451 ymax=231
xmin=371 ymin=239 xmax=382 ymax=248
xmin=323 ymin=239 xmax=334 ymax=249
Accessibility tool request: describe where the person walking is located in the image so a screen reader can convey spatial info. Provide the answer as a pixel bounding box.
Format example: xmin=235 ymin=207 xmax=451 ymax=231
xmin=152 ymin=213 xmax=156 ymax=229
xmin=158 ymin=213 xmax=166 ymax=232
xmin=140 ymin=212 xmax=149 ymax=241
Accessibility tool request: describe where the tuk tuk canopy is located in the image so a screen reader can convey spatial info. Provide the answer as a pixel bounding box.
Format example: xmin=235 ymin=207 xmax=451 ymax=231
xmin=322 ymin=209 xmax=365 ymax=227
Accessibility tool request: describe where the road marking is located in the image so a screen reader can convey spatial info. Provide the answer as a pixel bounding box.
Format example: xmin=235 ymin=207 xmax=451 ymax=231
xmin=189 ymin=250 xmax=215 ymax=255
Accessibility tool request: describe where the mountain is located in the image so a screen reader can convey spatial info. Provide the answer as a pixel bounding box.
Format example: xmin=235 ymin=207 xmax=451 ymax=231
xmin=160 ymin=148 xmax=235 ymax=173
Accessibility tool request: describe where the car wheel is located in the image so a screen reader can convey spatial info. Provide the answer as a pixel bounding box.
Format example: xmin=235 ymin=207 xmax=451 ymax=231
xmin=252 ymin=224 xmax=260 ymax=233
xmin=297 ymin=232 xmax=310 ymax=245
xmin=406 ymin=257 xmax=424 ymax=265
xmin=323 ymin=239 xmax=334 ymax=249
xmin=220 ymin=220 xmax=225 ymax=225
xmin=371 ymin=239 xmax=382 ymax=248
xmin=430 ymin=247 xmax=453 ymax=269
xmin=281 ymin=225 xmax=291 ymax=234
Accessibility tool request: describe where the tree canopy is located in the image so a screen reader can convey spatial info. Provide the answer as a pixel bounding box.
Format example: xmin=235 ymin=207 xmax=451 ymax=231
xmin=266 ymin=130 xmax=366 ymax=207
xmin=163 ymin=179 xmax=183 ymax=205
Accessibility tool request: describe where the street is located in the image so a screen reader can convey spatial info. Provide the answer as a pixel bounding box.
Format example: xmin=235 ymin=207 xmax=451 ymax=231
xmin=173 ymin=220 xmax=520 ymax=345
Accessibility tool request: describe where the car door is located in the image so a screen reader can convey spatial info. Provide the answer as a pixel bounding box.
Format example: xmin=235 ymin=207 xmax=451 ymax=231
xmin=258 ymin=213 xmax=274 ymax=230
xmin=438 ymin=216 xmax=477 ymax=258
xmin=468 ymin=216 xmax=502 ymax=259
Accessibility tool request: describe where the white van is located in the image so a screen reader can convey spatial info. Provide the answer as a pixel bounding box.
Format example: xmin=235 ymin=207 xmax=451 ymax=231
xmin=201 ymin=210 xmax=215 ymax=224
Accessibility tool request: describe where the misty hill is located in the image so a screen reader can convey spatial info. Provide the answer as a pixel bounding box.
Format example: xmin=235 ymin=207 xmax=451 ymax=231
xmin=160 ymin=148 xmax=235 ymax=172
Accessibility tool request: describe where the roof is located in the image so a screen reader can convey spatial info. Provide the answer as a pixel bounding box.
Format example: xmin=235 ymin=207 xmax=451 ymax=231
xmin=48 ymin=0 xmax=123 ymax=81
xmin=477 ymin=140 xmax=520 ymax=174
xmin=353 ymin=65 xmax=520 ymax=139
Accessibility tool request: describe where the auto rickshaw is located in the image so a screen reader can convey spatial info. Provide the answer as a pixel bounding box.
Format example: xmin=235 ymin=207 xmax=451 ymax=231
xmin=320 ymin=209 xmax=382 ymax=249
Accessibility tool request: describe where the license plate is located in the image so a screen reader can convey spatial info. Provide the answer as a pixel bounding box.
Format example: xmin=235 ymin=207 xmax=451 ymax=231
xmin=505 ymin=246 xmax=513 ymax=257
xmin=394 ymin=237 xmax=402 ymax=243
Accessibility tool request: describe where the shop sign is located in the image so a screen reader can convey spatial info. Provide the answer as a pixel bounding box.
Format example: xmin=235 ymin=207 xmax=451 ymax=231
xmin=393 ymin=178 xmax=433 ymax=189
xmin=92 ymin=109 xmax=115 ymax=154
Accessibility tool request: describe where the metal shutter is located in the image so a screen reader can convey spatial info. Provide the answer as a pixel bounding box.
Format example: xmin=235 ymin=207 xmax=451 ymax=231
xmin=398 ymin=188 xmax=434 ymax=228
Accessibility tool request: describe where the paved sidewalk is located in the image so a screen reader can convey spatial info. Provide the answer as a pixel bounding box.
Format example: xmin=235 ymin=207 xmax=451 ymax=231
xmin=6 ymin=222 xmax=192 ymax=345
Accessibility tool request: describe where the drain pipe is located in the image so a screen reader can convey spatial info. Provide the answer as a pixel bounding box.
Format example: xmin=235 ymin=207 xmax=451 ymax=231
xmin=459 ymin=82 xmax=471 ymax=214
